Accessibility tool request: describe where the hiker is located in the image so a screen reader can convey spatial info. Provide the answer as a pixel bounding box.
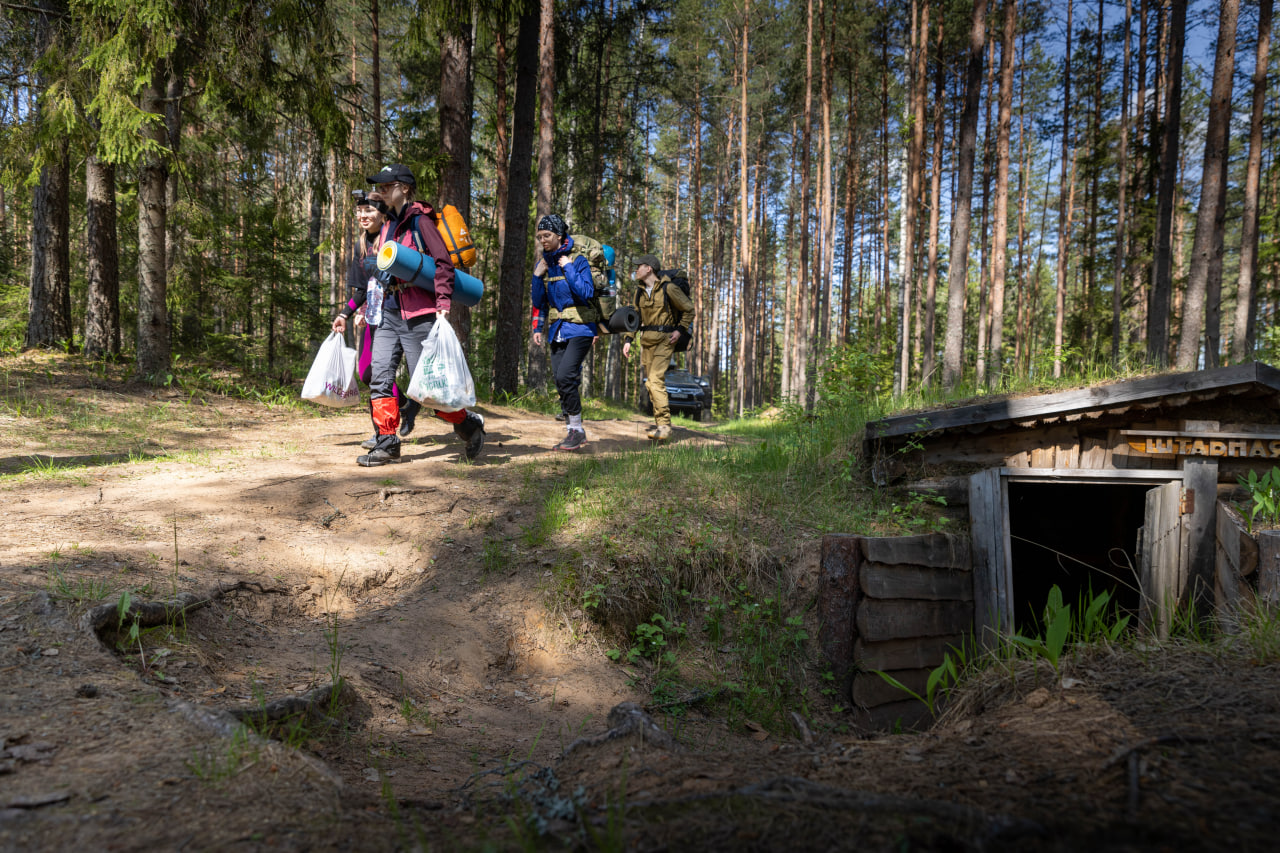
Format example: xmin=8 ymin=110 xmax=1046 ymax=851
xmin=333 ymin=164 xmax=485 ymax=466
xmin=530 ymin=213 xmax=596 ymax=451
xmin=331 ymin=191 xmax=420 ymax=450
xmin=623 ymin=253 xmax=693 ymax=441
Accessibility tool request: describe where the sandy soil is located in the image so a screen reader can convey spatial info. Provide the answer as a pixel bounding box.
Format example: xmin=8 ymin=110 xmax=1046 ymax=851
xmin=2 ymin=368 xmax=1279 ymax=851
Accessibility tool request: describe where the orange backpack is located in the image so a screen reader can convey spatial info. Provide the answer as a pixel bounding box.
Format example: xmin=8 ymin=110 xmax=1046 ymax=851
xmin=435 ymin=204 xmax=476 ymax=269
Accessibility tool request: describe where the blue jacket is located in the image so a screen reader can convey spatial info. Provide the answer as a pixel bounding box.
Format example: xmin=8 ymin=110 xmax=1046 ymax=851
xmin=531 ymin=235 xmax=597 ymax=341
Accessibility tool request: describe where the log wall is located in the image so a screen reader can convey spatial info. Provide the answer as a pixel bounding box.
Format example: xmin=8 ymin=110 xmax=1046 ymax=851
xmin=818 ymin=533 xmax=971 ymax=732
xmin=1216 ymin=499 xmax=1280 ymax=623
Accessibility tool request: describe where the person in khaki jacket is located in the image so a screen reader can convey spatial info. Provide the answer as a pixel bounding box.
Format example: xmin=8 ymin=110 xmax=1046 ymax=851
xmin=622 ymin=253 xmax=693 ymax=441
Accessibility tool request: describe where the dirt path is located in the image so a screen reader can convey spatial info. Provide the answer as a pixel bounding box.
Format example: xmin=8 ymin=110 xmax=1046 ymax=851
xmin=3 ymin=384 xmax=1280 ymax=851
xmin=0 ymin=399 xmax=729 ymax=849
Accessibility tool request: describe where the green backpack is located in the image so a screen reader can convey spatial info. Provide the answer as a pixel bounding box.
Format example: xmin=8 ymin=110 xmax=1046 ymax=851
xmin=572 ymin=234 xmax=617 ymax=317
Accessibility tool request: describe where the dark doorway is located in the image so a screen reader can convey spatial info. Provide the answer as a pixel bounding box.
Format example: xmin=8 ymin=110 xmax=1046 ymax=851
xmin=1007 ymin=481 xmax=1150 ymax=633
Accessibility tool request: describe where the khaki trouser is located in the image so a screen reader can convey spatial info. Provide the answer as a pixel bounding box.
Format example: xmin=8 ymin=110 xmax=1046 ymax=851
xmin=641 ymin=337 xmax=676 ymax=426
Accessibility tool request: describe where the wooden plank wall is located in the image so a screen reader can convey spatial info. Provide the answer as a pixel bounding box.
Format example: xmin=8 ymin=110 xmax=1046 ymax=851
xmin=819 ymin=533 xmax=972 ymax=732
xmin=1215 ymin=499 xmax=1280 ymax=621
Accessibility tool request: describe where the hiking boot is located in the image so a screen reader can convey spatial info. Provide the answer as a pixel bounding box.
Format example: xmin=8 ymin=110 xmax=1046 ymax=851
xmin=555 ymin=412 xmax=567 ymax=423
xmin=454 ymin=411 xmax=486 ymax=461
xmin=360 ymin=434 xmax=378 ymax=450
xmin=645 ymin=424 xmax=661 ymax=440
xmin=357 ymin=447 xmax=401 ymax=467
xmin=654 ymin=424 xmax=671 ymax=441
xmin=555 ymin=429 xmax=588 ymax=452
xmin=399 ymin=405 xmax=418 ymax=438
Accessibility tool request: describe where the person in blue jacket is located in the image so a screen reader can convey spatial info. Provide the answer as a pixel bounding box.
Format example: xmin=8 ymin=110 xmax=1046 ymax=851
xmin=531 ymin=214 xmax=596 ymax=451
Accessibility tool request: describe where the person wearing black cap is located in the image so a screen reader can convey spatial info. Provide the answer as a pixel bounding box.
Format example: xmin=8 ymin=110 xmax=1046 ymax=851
xmin=531 ymin=213 xmax=597 ymax=451
xmin=623 ymin=254 xmax=692 ymax=441
xmin=331 ymin=163 xmax=485 ymax=465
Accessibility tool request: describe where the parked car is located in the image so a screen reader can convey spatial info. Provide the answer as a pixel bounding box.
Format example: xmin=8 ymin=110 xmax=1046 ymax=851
xmin=640 ymin=365 xmax=712 ymax=421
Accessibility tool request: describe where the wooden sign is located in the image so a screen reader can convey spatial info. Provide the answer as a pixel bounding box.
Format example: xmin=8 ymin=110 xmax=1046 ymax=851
xmin=1123 ymin=430 xmax=1280 ymax=458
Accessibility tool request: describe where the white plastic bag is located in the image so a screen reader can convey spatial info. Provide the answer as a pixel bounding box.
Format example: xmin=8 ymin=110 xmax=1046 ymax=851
xmin=301 ymin=332 xmax=361 ymax=407
xmin=406 ymin=317 xmax=476 ymax=412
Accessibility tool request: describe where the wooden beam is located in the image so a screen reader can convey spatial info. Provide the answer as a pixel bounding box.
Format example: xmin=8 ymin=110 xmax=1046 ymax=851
xmin=860 ymin=533 xmax=970 ymax=569
xmin=856 ymin=599 xmax=973 ymax=641
xmin=855 ymin=634 xmax=965 ymax=670
xmin=866 ymin=363 xmax=1280 ymax=440
xmin=860 ymin=564 xmax=973 ymax=601
xmin=853 ymin=668 xmax=931 ymax=707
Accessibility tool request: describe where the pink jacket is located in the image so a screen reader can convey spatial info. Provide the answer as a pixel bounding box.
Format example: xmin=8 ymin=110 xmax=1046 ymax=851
xmin=378 ymin=201 xmax=455 ymax=318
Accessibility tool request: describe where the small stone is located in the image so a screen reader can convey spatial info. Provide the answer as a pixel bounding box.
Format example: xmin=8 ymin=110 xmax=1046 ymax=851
xmin=1024 ymin=687 xmax=1052 ymax=709
xmin=41 ymin=648 xmax=59 ymax=657
xmin=75 ymin=684 xmax=99 ymax=699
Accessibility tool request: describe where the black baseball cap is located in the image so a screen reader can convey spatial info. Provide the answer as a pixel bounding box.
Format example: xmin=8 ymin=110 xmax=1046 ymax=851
xmin=366 ymin=164 xmax=416 ymax=186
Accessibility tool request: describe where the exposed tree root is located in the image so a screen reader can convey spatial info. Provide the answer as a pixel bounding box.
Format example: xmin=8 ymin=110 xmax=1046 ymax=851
xmin=228 ymin=681 xmax=351 ymax=731
xmin=563 ymin=702 xmax=684 ymax=755
xmin=80 ymin=580 xmax=290 ymax=639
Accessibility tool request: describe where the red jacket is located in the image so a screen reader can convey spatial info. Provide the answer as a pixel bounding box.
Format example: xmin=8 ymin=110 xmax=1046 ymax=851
xmin=378 ymin=200 xmax=455 ymax=318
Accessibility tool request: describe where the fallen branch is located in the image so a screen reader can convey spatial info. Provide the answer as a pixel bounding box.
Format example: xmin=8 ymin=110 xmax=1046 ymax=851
xmin=81 ymin=580 xmax=289 ymax=638
xmin=380 ymin=487 xmax=435 ymax=502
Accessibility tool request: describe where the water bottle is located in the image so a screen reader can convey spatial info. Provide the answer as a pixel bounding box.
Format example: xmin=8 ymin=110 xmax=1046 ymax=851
xmin=366 ymin=277 xmax=384 ymax=327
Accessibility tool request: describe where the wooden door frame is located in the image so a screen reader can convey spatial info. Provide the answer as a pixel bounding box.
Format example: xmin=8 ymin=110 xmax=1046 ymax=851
xmin=968 ymin=466 xmax=1197 ymax=646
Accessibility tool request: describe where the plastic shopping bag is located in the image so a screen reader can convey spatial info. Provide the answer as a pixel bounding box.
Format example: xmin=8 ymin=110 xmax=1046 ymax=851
xmin=300 ymin=331 xmax=361 ymax=407
xmin=406 ymin=317 xmax=476 ymax=412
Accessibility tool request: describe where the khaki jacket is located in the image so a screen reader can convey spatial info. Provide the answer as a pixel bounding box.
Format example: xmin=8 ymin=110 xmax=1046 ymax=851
xmin=626 ymin=275 xmax=694 ymax=346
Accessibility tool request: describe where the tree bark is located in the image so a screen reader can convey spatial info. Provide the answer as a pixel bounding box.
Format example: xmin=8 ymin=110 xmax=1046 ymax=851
xmin=492 ymin=9 xmax=540 ymax=396
xmin=1147 ymin=0 xmax=1187 ymax=366
xmin=1113 ymin=0 xmax=1132 ymax=363
xmin=988 ymin=0 xmax=1015 ymax=386
xmin=371 ymin=0 xmax=382 ymax=162
xmin=440 ymin=14 xmax=476 ymax=345
xmin=84 ymin=154 xmax=120 ymax=358
xmin=137 ymin=69 xmax=171 ymax=381
xmin=922 ymin=23 xmax=944 ymax=385
xmin=737 ymin=0 xmax=753 ymax=414
xmin=1051 ymin=0 xmax=1073 ymax=378
xmin=1175 ymin=0 xmax=1238 ymax=370
xmin=27 ymin=139 xmax=71 ymax=350
xmin=896 ymin=0 xmax=925 ymax=394
xmin=537 ymin=0 xmax=555 ymax=217
xmin=942 ymin=0 xmax=988 ymax=388
xmin=1232 ymin=0 xmax=1271 ymax=362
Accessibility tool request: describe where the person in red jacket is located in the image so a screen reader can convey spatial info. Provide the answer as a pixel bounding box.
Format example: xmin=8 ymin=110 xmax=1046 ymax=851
xmin=331 ymin=164 xmax=484 ymax=466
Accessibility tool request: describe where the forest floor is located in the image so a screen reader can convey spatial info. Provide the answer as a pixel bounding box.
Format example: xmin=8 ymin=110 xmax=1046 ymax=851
xmin=1 ymin=353 xmax=1279 ymax=851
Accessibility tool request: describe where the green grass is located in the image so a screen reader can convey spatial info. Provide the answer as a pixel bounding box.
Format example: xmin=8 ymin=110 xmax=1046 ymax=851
xmin=515 ymin=345 xmax=1180 ymax=733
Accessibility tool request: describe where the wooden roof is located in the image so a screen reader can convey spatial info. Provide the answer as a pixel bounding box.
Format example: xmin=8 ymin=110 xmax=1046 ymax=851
xmin=866 ymin=362 xmax=1280 ymax=441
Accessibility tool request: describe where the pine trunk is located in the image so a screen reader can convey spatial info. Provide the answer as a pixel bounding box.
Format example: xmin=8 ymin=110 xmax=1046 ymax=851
xmin=1175 ymin=0 xmax=1238 ymax=369
xmin=1053 ymin=0 xmax=1073 ymax=378
xmin=440 ymin=18 xmax=475 ymax=345
xmin=493 ymin=9 xmax=539 ymax=395
xmin=1233 ymin=0 xmax=1272 ymax=361
xmin=989 ymin=0 xmax=1015 ymax=386
xmin=1148 ymin=0 xmax=1187 ymax=366
xmin=942 ymin=0 xmax=988 ymax=388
